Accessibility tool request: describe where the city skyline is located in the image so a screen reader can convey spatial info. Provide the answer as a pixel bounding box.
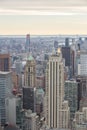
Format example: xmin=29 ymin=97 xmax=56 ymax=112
xmin=0 ymin=0 xmax=87 ymax=35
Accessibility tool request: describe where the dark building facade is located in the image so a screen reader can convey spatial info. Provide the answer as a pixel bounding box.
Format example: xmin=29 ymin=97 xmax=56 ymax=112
xmin=65 ymin=38 xmax=69 ymax=47
xmin=61 ymin=46 xmax=71 ymax=67
xmin=0 ymin=54 xmax=10 ymax=71
xmin=23 ymin=87 xmax=35 ymax=112
xmin=54 ymin=41 xmax=58 ymax=51
xmin=76 ymin=76 xmax=87 ymax=110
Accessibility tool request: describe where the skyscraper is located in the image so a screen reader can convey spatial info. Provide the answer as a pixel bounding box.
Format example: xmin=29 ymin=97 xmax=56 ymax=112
xmin=0 ymin=54 xmax=10 ymax=71
xmin=0 ymin=72 xmax=12 ymax=125
xmin=61 ymin=46 xmax=71 ymax=67
xmin=25 ymin=34 xmax=30 ymax=53
xmin=45 ymin=49 xmax=70 ymax=129
xmin=23 ymin=87 xmax=36 ymax=112
xmin=24 ymin=55 xmax=36 ymax=87
xmin=65 ymin=38 xmax=69 ymax=47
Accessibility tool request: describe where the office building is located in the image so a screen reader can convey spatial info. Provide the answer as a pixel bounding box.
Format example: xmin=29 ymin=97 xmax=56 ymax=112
xmin=45 ymin=48 xmax=70 ymax=129
xmin=76 ymin=51 xmax=81 ymax=76
xmin=0 ymin=54 xmax=10 ymax=71
xmin=5 ymin=97 xmax=22 ymax=126
xmin=35 ymin=88 xmax=44 ymax=116
xmin=76 ymin=75 xmax=87 ymax=110
xmin=54 ymin=41 xmax=58 ymax=51
xmin=80 ymin=51 xmax=87 ymax=76
xmin=65 ymin=80 xmax=78 ymax=120
xmin=25 ymin=34 xmax=30 ymax=52
xmin=0 ymin=72 xmax=12 ymax=125
xmin=15 ymin=60 xmax=22 ymax=74
xmin=23 ymin=110 xmax=40 ymax=130
xmin=73 ymin=107 xmax=87 ymax=130
xmin=61 ymin=46 xmax=71 ymax=67
xmin=23 ymin=87 xmax=36 ymax=112
xmin=36 ymin=75 xmax=45 ymax=89
xmin=65 ymin=38 xmax=69 ymax=47
xmin=24 ymin=55 xmax=36 ymax=87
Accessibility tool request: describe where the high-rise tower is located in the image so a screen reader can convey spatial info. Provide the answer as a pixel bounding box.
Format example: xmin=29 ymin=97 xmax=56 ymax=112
xmin=45 ymin=49 xmax=70 ymax=129
xmin=24 ymin=55 xmax=36 ymax=87
xmin=25 ymin=34 xmax=30 ymax=53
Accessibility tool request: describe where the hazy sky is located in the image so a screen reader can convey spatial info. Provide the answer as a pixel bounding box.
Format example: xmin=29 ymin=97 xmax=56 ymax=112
xmin=0 ymin=0 xmax=87 ymax=35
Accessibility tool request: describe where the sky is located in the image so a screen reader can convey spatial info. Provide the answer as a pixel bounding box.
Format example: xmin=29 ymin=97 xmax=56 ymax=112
xmin=0 ymin=0 xmax=87 ymax=35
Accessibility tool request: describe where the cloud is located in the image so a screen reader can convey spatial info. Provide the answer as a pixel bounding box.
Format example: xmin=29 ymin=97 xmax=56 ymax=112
xmin=0 ymin=7 xmax=87 ymax=15
xmin=0 ymin=0 xmax=87 ymax=10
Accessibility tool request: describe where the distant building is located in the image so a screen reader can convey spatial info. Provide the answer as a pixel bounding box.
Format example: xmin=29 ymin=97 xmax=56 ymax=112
xmin=36 ymin=75 xmax=45 ymax=89
xmin=0 ymin=53 xmax=10 ymax=71
xmin=15 ymin=60 xmax=22 ymax=74
xmin=76 ymin=75 xmax=87 ymax=110
xmin=65 ymin=80 xmax=78 ymax=120
xmin=80 ymin=51 xmax=87 ymax=76
xmin=65 ymin=38 xmax=69 ymax=47
xmin=61 ymin=46 xmax=71 ymax=67
xmin=54 ymin=41 xmax=58 ymax=51
xmin=35 ymin=88 xmax=44 ymax=116
xmin=23 ymin=87 xmax=36 ymax=112
xmin=5 ymin=97 xmax=22 ymax=127
xmin=61 ymin=45 xmax=75 ymax=78
xmin=0 ymin=72 xmax=12 ymax=125
xmin=80 ymin=98 xmax=87 ymax=111
xmin=25 ymin=34 xmax=30 ymax=52
xmin=73 ymin=107 xmax=87 ymax=130
xmin=23 ymin=110 xmax=40 ymax=130
xmin=76 ymin=51 xmax=81 ymax=76
xmin=24 ymin=55 xmax=36 ymax=87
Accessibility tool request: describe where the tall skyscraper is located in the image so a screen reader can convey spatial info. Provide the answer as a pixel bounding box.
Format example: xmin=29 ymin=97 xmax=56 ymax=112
xmin=0 ymin=72 xmax=12 ymax=125
xmin=45 ymin=49 xmax=70 ymax=129
xmin=25 ymin=34 xmax=30 ymax=53
xmin=61 ymin=44 xmax=75 ymax=78
xmin=24 ymin=55 xmax=36 ymax=87
xmin=0 ymin=54 xmax=10 ymax=71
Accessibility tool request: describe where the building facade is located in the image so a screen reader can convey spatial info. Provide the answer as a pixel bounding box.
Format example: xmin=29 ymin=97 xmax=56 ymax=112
xmin=80 ymin=51 xmax=87 ymax=76
xmin=24 ymin=55 xmax=36 ymax=87
xmin=23 ymin=87 xmax=36 ymax=112
xmin=0 ymin=72 xmax=12 ymax=125
xmin=65 ymin=80 xmax=78 ymax=121
xmin=45 ymin=49 xmax=70 ymax=129
xmin=5 ymin=97 xmax=22 ymax=126
xmin=25 ymin=34 xmax=30 ymax=53
xmin=0 ymin=54 xmax=10 ymax=71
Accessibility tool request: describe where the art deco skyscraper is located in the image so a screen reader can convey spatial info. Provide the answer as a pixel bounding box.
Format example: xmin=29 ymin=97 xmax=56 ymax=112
xmin=24 ymin=55 xmax=36 ymax=87
xmin=45 ymin=49 xmax=70 ymax=129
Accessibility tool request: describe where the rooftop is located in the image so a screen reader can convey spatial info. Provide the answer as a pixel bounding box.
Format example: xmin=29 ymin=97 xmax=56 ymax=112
xmin=27 ymin=55 xmax=34 ymax=61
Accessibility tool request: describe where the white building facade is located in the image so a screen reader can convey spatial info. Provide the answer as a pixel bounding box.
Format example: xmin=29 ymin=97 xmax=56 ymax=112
xmin=45 ymin=50 xmax=70 ymax=129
